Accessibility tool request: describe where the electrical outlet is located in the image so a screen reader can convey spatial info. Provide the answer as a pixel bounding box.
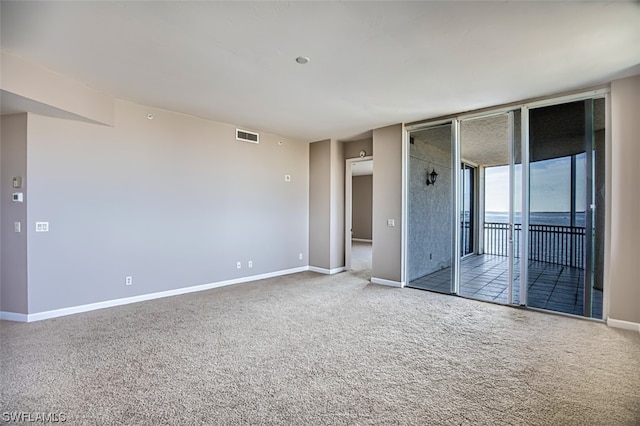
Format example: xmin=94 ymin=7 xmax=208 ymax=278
xmin=299 ymin=253 xmax=303 ymax=260
xmin=387 ymin=219 xmax=395 ymax=227
xmin=236 ymin=261 xmax=241 ymax=269
xmin=35 ymin=222 xmax=49 ymax=232
xmin=125 ymin=276 xmax=133 ymax=286
xmin=248 ymin=260 xmax=253 ymax=268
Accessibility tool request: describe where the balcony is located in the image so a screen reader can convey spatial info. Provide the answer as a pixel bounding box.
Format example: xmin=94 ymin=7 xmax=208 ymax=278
xmin=484 ymin=222 xmax=585 ymax=268
xmin=409 ymin=222 xmax=603 ymax=318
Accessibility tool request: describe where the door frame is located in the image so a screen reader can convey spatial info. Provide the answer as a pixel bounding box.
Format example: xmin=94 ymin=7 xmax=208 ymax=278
xmin=345 ymin=156 xmax=373 ymax=271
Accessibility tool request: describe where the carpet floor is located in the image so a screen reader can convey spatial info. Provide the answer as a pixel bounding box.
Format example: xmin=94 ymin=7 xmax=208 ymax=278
xmin=1 ymin=270 xmax=639 ymax=425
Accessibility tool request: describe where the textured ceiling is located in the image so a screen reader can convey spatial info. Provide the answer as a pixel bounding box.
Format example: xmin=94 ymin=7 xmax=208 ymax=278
xmin=1 ymin=1 xmax=639 ymax=142
xmin=412 ymin=98 xmax=606 ymax=167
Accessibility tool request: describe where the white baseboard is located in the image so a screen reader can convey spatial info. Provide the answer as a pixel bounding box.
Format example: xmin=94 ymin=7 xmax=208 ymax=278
xmin=371 ymin=277 xmax=404 ymax=288
xmin=352 ymin=238 xmax=372 ymax=243
xmin=309 ymin=266 xmax=346 ymax=275
xmin=607 ymin=317 xmax=640 ymax=334
xmin=3 ymin=266 xmax=310 ymax=323
xmin=0 ymin=311 xmax=28 ymax=322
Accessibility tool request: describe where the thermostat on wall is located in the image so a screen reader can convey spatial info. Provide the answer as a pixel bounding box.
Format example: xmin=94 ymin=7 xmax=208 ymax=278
xmin=12 ymin=192 xmax=23 ymax=202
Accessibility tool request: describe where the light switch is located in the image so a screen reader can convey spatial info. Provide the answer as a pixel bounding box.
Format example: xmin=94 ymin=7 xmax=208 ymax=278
xmin=387 ymin=219 xmax=395 ymax=227
xmin=14 ymin=222 xmax=21 ymax=233
xmin=36 ymin=222 xmax=49 ymax=232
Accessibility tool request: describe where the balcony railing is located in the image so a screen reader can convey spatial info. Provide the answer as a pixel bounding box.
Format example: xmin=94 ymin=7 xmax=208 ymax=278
xmin=483 ymin=222 xmax=585 ymax=269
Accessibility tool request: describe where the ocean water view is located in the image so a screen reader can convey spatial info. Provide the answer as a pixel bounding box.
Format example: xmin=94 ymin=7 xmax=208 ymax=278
xmin=484 ymin=211 xmax=586 ymax=227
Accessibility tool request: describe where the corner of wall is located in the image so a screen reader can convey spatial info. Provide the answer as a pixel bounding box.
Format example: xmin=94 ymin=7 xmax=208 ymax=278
xmin=372 ymin=124 xmax=404 ymax=282
xmin=608 ymin=75 xmax=640 ymax=325
xmin=1 ymin=50 xmax=115 ymax=126
xmin=0 ymin=113 xmax=29 ymax=315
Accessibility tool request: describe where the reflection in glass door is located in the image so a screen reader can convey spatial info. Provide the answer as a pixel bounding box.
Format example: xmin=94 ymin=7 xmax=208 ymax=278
xmin=458 ymin=113 xmax=519 ymax=305
xmin=460 ymin=163 xmax=475 ymax=257
xmin=407 ymin=123 xmax=454 ymax=294
xmin=526 ymin=99 xmax=604 ymax=318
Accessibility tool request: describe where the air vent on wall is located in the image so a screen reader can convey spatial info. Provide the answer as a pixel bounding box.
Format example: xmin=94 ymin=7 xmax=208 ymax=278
xmin=236 ymin=129 xmax=259 ymax=144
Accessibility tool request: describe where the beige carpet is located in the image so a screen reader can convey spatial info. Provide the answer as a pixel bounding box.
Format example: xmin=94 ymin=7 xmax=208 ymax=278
xmin=1 ymin=270 xmax=639 ymax=425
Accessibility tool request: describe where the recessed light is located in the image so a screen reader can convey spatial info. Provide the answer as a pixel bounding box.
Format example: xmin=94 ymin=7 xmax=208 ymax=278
xmin=295 ymin=56 xmax=310 ymax=64
xmin=147 ymin=114 xmax=154 ymax=120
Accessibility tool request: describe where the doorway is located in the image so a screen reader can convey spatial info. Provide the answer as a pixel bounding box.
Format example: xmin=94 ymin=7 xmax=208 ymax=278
xmin=345 ymin=157 xmax=373 ymax=272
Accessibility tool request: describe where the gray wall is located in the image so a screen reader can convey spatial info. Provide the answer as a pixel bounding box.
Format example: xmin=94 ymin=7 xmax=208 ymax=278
xmin=372 ymin=124 xmax=403 ymax=283
xmin=408 ymin=133 xmax=453 ymax=281
xmin=609 ymin=75 xmax=640 ymax=324
xmin=344 ymin=138 xmax=373 ymax=160
xmin=22 ymin=100 xmax=308 ymax=314
xmin=308 ymin=138 xmax=345 ymax=271
xmin=352 ymin=175 xmax=372 ymax=240
xmin=0 ymin=114 xmax=28 ymax=314
xmin=329 ymin=139 xmax=345 ymax=270
xmin=309 ymin=140 xmax=331 ymax=270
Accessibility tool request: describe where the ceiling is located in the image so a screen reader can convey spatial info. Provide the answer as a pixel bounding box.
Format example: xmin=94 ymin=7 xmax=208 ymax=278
xmin=1 ymin=1 xmax=639 ymax=142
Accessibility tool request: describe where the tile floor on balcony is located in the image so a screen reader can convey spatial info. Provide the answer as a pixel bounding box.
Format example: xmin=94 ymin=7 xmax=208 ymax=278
xmin=409 ymin=254 xmax=603 ymax=319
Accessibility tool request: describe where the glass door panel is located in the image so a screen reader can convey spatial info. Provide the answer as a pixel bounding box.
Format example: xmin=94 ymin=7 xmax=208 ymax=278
xmin=526 ymin=99 xmax=604 ymax=318
xmin=407 ymin=123 xmax=454 ymax=294
xmin=459 ymin=113 xmax=518 ymax=305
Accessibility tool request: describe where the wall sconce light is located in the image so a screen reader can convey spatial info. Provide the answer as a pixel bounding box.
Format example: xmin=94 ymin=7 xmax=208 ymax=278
xmin=426 ymin=168 xmax=438 ymax=186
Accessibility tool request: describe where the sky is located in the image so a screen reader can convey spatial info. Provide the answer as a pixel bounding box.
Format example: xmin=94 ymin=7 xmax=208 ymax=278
xmin=484 ymin=155 xmax=586 ymax=212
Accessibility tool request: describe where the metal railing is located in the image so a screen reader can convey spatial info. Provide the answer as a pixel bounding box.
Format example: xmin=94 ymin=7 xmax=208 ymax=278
xmin=483 ymin=222 xmax=585 ymax=268
xmin=461 ymin=221 xmax=472 ymax=256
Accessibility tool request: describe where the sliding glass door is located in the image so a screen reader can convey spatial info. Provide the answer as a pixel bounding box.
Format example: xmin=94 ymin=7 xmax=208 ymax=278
xmin=458 ymin=112 xmax=519 ymax=305
xmin=526 ymin=99 xmax=604 ymax=318
xmin=405 ymin=93 xmax=605 ymax=319
xmin=407 ymin=123 xmax=454 ymax=294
